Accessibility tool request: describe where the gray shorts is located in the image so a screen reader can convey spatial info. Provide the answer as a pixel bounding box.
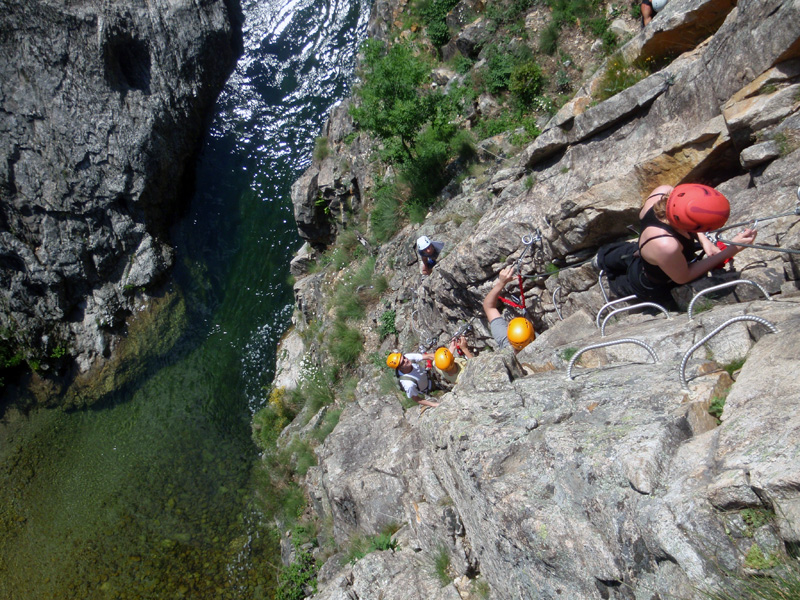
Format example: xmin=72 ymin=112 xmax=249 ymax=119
xmin=490 ymin=317 xmax=510 ymax=350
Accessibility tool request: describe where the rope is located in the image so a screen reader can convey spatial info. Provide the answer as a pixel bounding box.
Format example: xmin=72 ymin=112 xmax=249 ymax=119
xmin=499 ymin=231 xmax=540 ymax=313
xmin=499 ymin=273 xmax=526 ymax=310
xmin=711 ymin=190 xmax=800 ymax=255
xmin=712 ymin=237 xmax=800 ymax=255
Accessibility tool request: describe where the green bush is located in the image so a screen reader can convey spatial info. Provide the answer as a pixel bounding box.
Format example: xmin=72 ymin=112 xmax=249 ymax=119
xmin=420 ymin=0 xmax=460 ymax=48
xmin=708 ymin=394 xmax=726 ymax=422
xmin=596 ymin=54 xmax=649 ymax=102
xmin=485 ymin=48 xmax=516 ymax=94
xmin=300 ymin=367 xmax=337 ymax=415
xmin=379 ymin=310 xmax=398 ymax=339
xmin=352 ymin=256 xmax=378 ymax=290
xmin=345 ymin=528 xmax=400 ymax=564
xmin=311 ymin=408 xmax=342 ymax=443
xmin=313 ymin=136 xmax=329 ymax=162
xmin=373 ymin=275 xmax=389 ymax=296
xmin=741 ymin=507 xmax=775 ymax=535
xmin=539 ymin=21 xmax=561 ymax=54
xmin=370 ymin=180 xmax=403 ymax=243
xmin=540 ymin=0 xmax=605 ymax=55
xmin=335 ymin=287 xmax=366 ymax=321
xmin=510 ymin=61 xmax=546 ymax=108
xmin=723 ymin=357 xmax=746 ymax=378
xmin=427 ymin=20 xmax=451 ymax=48
xmin=584 ymin=16 xmax=617 ymax=53
xmin=486 ymin=0 xmax=535 ymax=27
xmin=330 ymin=321 xmax=363 ymax=365
xmin=253 ymin=386 xmax=298 ymax=450
xmin=400 ymin=124 xmax=455 ymax=204
xmin=276 ymin=549 xmax=317 ymax=600
xmin=351 ymin=40 xmax=453 ymax=164
xmin=451 ymin=54 xmax=475 ymax=75
xmin=287 ymin=437 xmax=317 ymax=476
xmin=475 ymin=110 xmax=540 ymax=142
xmin=559 ymin=347 xmax=578 ymax=362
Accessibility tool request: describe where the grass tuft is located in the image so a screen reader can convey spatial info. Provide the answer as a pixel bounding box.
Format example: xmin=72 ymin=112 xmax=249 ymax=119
xmin=433 ymin=545 xmax=452 ymax=586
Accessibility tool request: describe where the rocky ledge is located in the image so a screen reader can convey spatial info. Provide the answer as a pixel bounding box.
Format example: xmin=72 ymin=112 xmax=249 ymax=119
xmin=278 ymin=0 xmax=800 ymax=598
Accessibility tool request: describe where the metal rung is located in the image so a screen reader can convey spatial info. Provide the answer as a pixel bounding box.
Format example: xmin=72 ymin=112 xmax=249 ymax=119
xmin=601 ymin=302 xmax=669 ymax=336
xmin=688 ymin=280 xmax=771 ymax=320
xmin=567 ymin=338 xmax=659 ymax=380
xmin=598 ymin=269 xmax=609 ymax=303
xmin=552 ymin=286 xmax=563 ymax=321
xmin=596 ymin=296 xmax=637 ymax=328
xmin=679 ymin=315 xmax=778 ymax=391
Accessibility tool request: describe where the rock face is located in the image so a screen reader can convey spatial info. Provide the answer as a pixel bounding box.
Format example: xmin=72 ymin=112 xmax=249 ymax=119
xmin=0 ymin=0 xmax=241 ymax=375
xmin=281 ymin=0 xmax=800 ymax=598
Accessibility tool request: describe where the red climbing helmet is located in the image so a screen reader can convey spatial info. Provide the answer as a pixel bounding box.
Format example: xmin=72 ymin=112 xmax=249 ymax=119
xmin=666 ymin=184 xmax=730 ymax=232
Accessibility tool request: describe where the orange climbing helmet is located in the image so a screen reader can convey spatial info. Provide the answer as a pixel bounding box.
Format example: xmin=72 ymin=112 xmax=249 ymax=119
xmin=666 ymin=184 xmax=730 ymax=232
xmin=386 ymin=352 xmax=403 ymax=369
xmin=434 ymin=347 xmax=454 ymax=370
xmin=507 ymin=317 xmax=535 ymax=351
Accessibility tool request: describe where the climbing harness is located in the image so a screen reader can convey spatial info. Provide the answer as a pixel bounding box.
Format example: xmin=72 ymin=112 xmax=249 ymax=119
xmin=499 ymin=231 xmax=541 ymax=314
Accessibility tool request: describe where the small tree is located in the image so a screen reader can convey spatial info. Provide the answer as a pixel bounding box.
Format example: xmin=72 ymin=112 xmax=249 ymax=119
xmin=350 ymin=40 xmax=454 ymax=164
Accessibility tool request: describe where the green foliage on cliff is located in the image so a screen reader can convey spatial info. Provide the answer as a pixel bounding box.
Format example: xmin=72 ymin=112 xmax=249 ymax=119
xmin=701 ymin=554 xmax=800 ymax=599
xmin=595 ymin=54 xmax=650 ymax=102
xmin=344 ymin=524 xmax=400 ymax=563
xmin=351 ymin=40 xmax=442 ymax=161
xmin=539 ymin=0 xmax=616 ymax=55
xmin=351 ymin=40 xmax=474 ymax=212
xmin=419 ymin=0 xmax=461 ymax=48
xmin=510 ymin=60 xmax=546 ymax=108
xmin=276 ymin=547 xmax=317 ymax=600
xmin=0 ymin=336 xmax=24 ymax=388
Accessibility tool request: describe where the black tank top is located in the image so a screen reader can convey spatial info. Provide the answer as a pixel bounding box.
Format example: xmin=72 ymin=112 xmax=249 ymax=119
xmin=638 ymin=207 xmax=698 ymax=284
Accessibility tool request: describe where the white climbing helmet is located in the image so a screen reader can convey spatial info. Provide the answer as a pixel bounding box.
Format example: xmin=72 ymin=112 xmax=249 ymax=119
xmin=652 ymin=0 xmax=668 ymax=12
xmin=416 ymin=235 xmax=432 ymax=252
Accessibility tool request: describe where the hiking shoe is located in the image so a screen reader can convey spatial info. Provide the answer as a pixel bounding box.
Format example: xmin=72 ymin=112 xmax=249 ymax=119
xmin=591 ymin=254 xmax=600 ymax=270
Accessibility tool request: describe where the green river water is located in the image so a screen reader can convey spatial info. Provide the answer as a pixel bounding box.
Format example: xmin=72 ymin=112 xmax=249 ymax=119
xmin=0 ymin=0 xmax=369 ymax=597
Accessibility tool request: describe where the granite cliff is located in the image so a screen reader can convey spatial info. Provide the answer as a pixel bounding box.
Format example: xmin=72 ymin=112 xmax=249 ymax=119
xmin=274 ymin=0 xmax=800 ymax=598
xmin=0 ymin=0 xmax=241 ymax=402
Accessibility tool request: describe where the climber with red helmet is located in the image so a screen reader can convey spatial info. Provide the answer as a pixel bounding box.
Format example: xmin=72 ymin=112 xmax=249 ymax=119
xmin=596 ymin=184 xmax=757 ymax=304
xmin=482 ymin=265 xmax=536 ymax=353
